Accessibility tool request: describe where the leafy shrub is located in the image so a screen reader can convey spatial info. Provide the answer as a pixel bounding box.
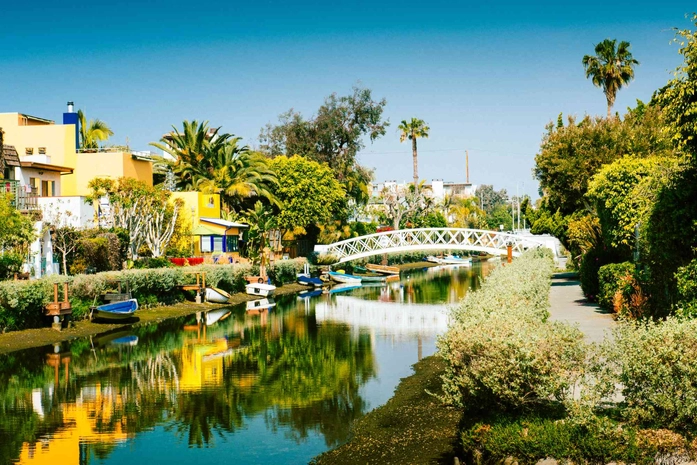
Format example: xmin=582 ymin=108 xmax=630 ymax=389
xmin=599 ymin=318 xmax=697 ymax=430
xmin=579 ymin=245 xmax=617 ymax=301
xmin=675 ymin=258 xmax=697 ymax=316
xmin=439 ymin=248 xmax=585 ymax=411
xmin=268 ymin=260 xmax=304 ymax=286
xmin=597 ymin=261 xmax=635 ymax=310
xmin=133 ymin=257 xmax=172 ymax=269
xmin=0 ymin=253 xmax=23 ymax=280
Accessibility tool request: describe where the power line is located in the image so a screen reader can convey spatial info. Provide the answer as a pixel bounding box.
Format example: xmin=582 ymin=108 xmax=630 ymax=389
xmin=358 ymin=147 xmax=533 ymax=157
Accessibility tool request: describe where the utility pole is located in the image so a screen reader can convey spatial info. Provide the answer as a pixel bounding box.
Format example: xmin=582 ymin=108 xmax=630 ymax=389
xmin=466 ymin=150 xmax=470 ymax=184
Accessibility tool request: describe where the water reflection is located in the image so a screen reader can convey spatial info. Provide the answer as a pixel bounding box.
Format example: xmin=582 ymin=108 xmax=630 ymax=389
xmin=0 ymin=263 xmax=489 ymax=464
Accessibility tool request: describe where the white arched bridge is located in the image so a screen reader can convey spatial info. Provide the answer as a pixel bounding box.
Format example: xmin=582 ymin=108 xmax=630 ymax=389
xmin=314 ymin=228 xmax=552 ymax=263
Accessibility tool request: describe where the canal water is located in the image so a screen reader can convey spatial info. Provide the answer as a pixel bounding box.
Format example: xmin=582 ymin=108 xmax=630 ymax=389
xmin=0 ymin=263 xmax=490 ymax=465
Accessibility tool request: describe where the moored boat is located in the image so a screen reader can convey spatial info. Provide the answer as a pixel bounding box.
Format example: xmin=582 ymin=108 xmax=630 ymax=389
xmin=365 ymin=263 xmax=400 ymax=275
xmin=91 ymin=299 xmax=138 ymax=321
xmin=297 ymin=275 xmax=324 ymax=287
xmin=246 ymin=283 xmax=276 ymax=297
xmin=356 ymin=273 xmax=386 ymax=283
xmin=426 ymin=254 xmax=472 ymax=265
xmin=205 ymin=286 xmax=232 ymax=303
xmin=328 ymin=271 xmax=362 ymax=284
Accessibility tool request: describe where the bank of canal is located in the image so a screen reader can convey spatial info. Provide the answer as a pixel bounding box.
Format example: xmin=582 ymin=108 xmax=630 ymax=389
xmin=0 ymin=262 xmax=488 ymax=465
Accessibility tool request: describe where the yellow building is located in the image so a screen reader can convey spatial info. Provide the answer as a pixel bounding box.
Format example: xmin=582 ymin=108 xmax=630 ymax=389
xmin=0 ymin=107 xmax=153 ymax=197
xmin=171 ymin=192 xmax=248 ymax=259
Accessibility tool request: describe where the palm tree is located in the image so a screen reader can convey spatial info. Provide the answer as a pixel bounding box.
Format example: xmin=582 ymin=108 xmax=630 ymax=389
xmin=151 ymin=121 xmax=278 ymax=211
xmin=582 ymin=39 xmax=639 ymax=118
xmin=77 ymin=110 xmax=114 ymax=150
xmin=398 ymin=118 xmax=429 ymax=192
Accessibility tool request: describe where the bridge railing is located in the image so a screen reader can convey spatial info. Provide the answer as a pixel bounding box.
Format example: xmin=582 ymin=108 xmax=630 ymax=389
xmin=315 ymin=228 xmax=550 ymax=263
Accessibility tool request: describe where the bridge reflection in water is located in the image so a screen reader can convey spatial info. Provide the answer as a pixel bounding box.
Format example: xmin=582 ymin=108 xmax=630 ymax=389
xmin=315 ymin=295 xmax=449 ymax=337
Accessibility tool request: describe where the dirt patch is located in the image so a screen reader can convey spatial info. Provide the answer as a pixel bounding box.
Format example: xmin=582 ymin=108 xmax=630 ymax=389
xmin=312 ymin=355 xmax=462 ymax=465
xmin=0 ymin=283 xmax=309 ymax=354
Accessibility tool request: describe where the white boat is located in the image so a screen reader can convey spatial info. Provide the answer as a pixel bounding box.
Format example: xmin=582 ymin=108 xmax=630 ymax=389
xmin=246 ymin=298 xmax=276 ymax=311
xmin=246 ymin=283 xmax=276 ymax=297
xmin=204 ymin=308 xmax=231 ymax=326
xmin=327 ymin=271 xmax=362 ymax=284
xmin=205 ymin=286 xmax=232 ymax=303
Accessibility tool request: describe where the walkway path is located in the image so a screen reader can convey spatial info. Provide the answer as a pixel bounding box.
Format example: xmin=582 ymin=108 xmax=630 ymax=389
xmin=547 ymin=273 xmax=615 ymax=343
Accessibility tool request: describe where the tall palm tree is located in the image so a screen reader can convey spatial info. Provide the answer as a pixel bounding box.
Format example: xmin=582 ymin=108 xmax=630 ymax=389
xmin=77 ymin=110 xmax=114 ymax=150
xmin=582 ymin=39 xmax=639 ymax=118
xmin=398 ymin=118 xmax=429 ymax=192
xmin=151 ymin=121 xmax=278 ymax=211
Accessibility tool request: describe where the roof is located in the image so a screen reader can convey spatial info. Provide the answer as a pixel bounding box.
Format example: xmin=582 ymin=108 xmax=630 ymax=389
xmin=191 ymin=224 xmax=222 ymax=236
xmin=20 ymin=113 xmax=54 ymax=124
xmin=20 ymin=161 xmax=74 ymax=174
xmin=200 ymin=217 xmax=249 ymax=229
xmin=0 ymin=145 xmax=20 ymax=173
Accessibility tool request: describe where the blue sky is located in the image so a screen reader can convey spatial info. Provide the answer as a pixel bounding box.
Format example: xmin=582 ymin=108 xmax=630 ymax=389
xmin=1 ymin=1 xmax=694 ymax=198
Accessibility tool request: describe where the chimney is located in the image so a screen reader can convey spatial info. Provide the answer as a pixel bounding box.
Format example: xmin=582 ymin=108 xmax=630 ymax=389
xmin=63 ymin=101 xmax=79 ymax=152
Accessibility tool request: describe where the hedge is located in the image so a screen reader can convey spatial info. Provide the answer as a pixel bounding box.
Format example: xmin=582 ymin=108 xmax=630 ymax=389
xmin=0 ymin=258 xmax=307 ymax=332
xmin=597 ymin=261 xmax=635 ymax=311
xmin=438 ymin=248 xmax=586 ymax=411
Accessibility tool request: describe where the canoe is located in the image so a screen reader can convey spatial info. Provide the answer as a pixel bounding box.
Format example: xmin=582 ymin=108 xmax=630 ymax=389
xmin=353 ymin=265 xmax=368 ymax=273
xmin=297 ymin=275 xmax=324 ymax=287
xmin=365 ymin=264 xmax=400 ymax=275
xmin=328 ymin=271 xmax=362 ymax=284
xmin=246 ymin=283 xmax=276 ymax=297
xmin=205 ymin=308 xmax=231 ymax=326
xmin=91 ymin=299 xmax=138 ymax=321
xmin=246 ymin=298 xmax=276 ymax=311
xmin=205 ymin=286 xmax=232 ymax=303
xmin=329 ymin=283 xmax=362 ymax=294
xmin=426 ymin=255 xmax=472 ymax=265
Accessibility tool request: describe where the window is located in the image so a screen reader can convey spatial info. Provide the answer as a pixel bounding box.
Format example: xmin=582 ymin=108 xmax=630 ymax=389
xmin=213 ymin=236 xmax=224 ymax=252
xmin=200 ymin=236 xmax=212 ymax=253
xmin=226 ymin=235 xmax=238 ymax=252
xmin=25 ymin=147 xmax=34 ymax=155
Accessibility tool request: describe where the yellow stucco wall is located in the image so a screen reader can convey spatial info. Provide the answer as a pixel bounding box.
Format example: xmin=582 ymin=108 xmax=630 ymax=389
xmin=171 ymin=192 xmax=222 ymax=228
xmin=72 ymin=152 xmax=153 ymax=196
xmin=0 ymin=113 xmax=78 ymax=193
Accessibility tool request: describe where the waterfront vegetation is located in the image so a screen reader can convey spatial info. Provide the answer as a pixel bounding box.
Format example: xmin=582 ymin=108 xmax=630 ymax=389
xmin=439 ymin=249 xmax=697 ymax=463
xmin=0 ymin=259 xmax=305 ymax=331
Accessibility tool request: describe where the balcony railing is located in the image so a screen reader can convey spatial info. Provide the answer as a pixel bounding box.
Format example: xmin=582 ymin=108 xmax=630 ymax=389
xmin=2 ymin=180 xmax=39 ymax=211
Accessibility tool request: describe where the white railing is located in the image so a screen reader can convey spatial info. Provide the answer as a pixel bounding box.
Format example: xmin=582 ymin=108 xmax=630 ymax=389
xmin=314 ymin=228 xmax=548 ymax=263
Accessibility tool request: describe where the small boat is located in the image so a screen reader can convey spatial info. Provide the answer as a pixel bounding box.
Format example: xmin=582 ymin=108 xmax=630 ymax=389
xmin=426 ymin=254 xmax=472 ymax=265
xmin=329 ymin=283 xmax=362 ymax=294
xmin=205 ymin=286 xmax=232 ymax=303
xmin=353 ymin=265 xmax=368 ymax=273
xmin=356 ymin=273 xmax=387 ymax=283
xmin=246 ymin=298 xmax=276 ymax=311
xmin=298 ymin=289 xmax=324 ymax=299
xmin=328 ymin=271 xmax=362 ymax=284
xmin=297 ymin=275 xmax=324 ymax=287
xmin=205 ymin=308 xmax=231 ymax=326
xmin=246 ymin=283 xmax=276 ymax=297
xmin=91 ymin=299 xmax=138 ymax=321
xmin=365 ymin=264 xmax=400 ymax=275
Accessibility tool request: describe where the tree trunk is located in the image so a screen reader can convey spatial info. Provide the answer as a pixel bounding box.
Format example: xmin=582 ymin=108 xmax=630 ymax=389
xmin=412 ymin=136 xmax=419 ymax=193
xmin=62 ymin=252 xmax=68 ymax=276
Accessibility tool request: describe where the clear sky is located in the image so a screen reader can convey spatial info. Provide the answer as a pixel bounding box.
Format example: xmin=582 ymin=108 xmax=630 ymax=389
xmin=1 ymin=1 xmax=694 ymax=198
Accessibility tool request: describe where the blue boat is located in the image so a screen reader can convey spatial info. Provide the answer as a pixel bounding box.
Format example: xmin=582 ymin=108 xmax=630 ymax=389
xmin=91 ymin=299 xmax=138 ymax=321
xmin=298 ymin=275 xmax=323 ymax=287
xmin=329 ymin=283 xmax=362 ymax=294
xmin=327 ymin=271 xmax=362 ymax=284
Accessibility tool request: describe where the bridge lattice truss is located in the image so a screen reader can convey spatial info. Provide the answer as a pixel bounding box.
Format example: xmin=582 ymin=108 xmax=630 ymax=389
xmin=314 ymin=228 xmax=547 ymax=263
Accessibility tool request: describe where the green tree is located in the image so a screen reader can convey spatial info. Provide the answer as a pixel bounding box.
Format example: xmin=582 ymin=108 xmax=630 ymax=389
xmin=447 ymin=197 xmax=487 ymax=229
xmin=77 ymin=110 xmax=114 ymax=150
xmin=0 ymin=194 xmax=34 ymax=251
xmin=268 ymin=156 xmax=345 ymax=238
xmin=474 ymin=185 xmax=508 ymax=215
xmin=259 ymin=86 xmax=388 ymax=205
xmin=582 ymin=39 xmax=639 ymax=118
xmin=398 ymin=118 xmax=430 ymax=191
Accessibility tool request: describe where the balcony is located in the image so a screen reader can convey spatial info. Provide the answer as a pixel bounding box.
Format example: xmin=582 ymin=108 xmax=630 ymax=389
xmin=2 ymin=180 xmax=39 ymax=212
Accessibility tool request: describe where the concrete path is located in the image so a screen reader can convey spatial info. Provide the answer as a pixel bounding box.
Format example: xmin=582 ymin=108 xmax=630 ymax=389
xmin=547 ymin=274 xmax=615 ymax=343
